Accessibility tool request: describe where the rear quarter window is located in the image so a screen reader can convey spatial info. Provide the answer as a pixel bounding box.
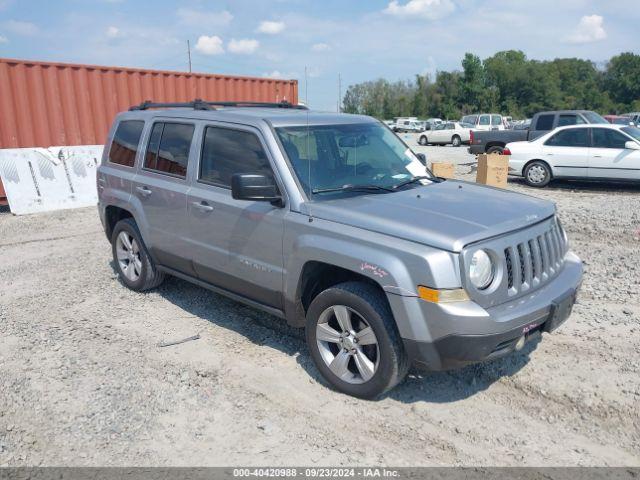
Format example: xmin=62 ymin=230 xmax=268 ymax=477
xmin=109 ymin=120 xmax=145 ymax=167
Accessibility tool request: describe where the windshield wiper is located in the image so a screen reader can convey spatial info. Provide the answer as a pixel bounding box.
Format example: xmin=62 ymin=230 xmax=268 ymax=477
xmin=391 ymin=175 xmax=437 ymax=190
xmin=311 ymin=184 xmax=395 ymax=195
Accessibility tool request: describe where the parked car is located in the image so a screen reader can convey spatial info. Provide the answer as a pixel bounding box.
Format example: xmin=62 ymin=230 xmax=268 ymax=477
xmin=468 ymin=110 xmax=609 ymax=155
xmin=98 ymin=100 xmax=582 ymax=399
xmin=461 ymin=113 xmax=505 ymax=131
xmin=623 ymin=112 xmax=640 ymax=125
xmin=383 ymin=120 xmax=396 ymax=129
xmin=394 ymin=118 xmax=424 ymax=133
xmin=504 ymin=123 xmax=640 ymax=187
xmin=604 ymin=115 xmax=635 ymax=126
xmin=417 ymin=121 xmax=472 ymax=147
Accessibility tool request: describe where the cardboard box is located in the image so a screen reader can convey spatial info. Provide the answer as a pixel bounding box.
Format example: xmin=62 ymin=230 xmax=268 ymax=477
xmin=430 ymin=162 xmax=455 ymax=179
xmin=476 ymin=154 xmax=509 ymax=188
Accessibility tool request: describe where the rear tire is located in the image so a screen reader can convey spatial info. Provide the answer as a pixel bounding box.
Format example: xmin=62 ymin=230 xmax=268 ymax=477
xmin=305 ymin=282 xmax=409 ymax=399
xmin=111 ymin=218 xmax=165 ymax=291
xmin=487 ymin=145 xmax=504 ymax=154
xmin=523 ymin=160 xmax=552 ymax=188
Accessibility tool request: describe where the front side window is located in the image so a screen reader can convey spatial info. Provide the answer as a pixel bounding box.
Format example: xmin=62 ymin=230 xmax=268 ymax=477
xmin=445 ymin=123 xmax=455 ymax=129
xmin=199 ymin=127 xmax=272 ymax=187
xmin=558 ymin=115 xmax=578 ymax=127
xmin=479 ymin=115 xmax=490 ymax=126
xmin=109 ymin=120 xmax=144 ymax=167
xmin=535 ymin=114 xmax=555 ymax=131
xmin=545 ymin=128 xmax=589 ymax=147
xmin=491 ymin=115 xmax=502 ymax=126
xmin=144 ymin=123 xmax=194 ymax=178
xmin=592 ymin=128 xmax=630 ymax=149
xmin=275 ymin=122 xmax=430 ymax=198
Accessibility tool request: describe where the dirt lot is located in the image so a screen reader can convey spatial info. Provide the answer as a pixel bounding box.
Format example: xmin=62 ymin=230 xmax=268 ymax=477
xmin=0 ymin=143 xmax=639 ymax=466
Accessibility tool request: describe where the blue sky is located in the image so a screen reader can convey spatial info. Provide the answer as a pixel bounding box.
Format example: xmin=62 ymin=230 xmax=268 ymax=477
xmin=1 ymin=0 xmax=638 ymax=110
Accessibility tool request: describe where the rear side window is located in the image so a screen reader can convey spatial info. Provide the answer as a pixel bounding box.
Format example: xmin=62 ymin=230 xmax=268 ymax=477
xmin=592 ymin=128 xmax=629 ymax=149
xmin=479 ymin=115 xmax=490 ymax=126
xmin=545 ymin=128 xmax=589 ymax=147
xmin=491 ymin=115 xmax=502 ymax=126
xmin=535 ymin=114 xmax=555 ymax=131
xmin=199 ymin=126 xmax=272 ymax=188
xmin=462 ymin=115 xmax=477 ymax=125
xmin=144 ymin=122 xmax=194 ymax=178
xmin=109 ymin=120 xmax=144 ymax=167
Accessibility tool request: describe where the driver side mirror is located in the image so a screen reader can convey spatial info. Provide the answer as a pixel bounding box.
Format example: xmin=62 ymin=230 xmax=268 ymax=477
xmin=416 ymin=153 xmax=427 ymax=166
xmin=231 ymin=173 xmax=283 ymax=206
xmin=624 ymin=141 xmax=640 ymax=151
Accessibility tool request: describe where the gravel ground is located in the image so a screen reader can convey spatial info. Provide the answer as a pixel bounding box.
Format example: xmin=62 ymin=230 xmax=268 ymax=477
xmin=0 ymin=141 xmax=639 ymax=466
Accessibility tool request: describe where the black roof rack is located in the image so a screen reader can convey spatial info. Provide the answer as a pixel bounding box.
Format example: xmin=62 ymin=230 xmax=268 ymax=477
xmin=129 ymin=99 xmax=308 ymax=111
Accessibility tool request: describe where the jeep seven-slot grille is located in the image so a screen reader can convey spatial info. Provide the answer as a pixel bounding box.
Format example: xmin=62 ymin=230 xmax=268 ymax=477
xmin=504 ymin=220 xmax=566 ymax=295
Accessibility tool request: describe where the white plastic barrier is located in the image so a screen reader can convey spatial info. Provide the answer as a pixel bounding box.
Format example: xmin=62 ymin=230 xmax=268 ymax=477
xmin=0 ymin=145 xmax=103 ymax=215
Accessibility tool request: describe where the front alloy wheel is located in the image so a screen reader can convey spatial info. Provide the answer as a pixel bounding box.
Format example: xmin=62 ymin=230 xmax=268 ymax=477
xmin=316 ymin=305 xmax=379 ymax=384
xmin=305 ymin=281 xmax=409 ymax=399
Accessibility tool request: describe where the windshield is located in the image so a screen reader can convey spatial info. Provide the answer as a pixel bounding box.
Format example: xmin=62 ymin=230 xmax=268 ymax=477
xmin=276 ymin=122 xmax=431 ymax=197
xmin=582 ymin=111 xmax=609 ymax=124
xmin=461 ymin=115 xmax=477 ymax=125
xmin=622 ymin=126 xmax=640 ymax=142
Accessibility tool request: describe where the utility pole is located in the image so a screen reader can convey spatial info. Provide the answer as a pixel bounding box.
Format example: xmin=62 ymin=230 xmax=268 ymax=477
xmin=337 ymin=73 xmax=342 ymax=113
xmin=187 ymin=40 xmax=192 ymax=73
xmin=304 ymin=66 xmax=308 ymax=106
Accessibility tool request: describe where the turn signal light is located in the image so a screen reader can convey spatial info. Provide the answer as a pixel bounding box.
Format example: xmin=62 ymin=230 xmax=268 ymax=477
xmin=417 ymin=286 xmax=470 ymax=303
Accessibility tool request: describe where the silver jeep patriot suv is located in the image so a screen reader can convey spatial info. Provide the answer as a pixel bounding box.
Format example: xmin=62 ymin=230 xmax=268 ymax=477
xmin=98 ymin=100 xmax=583 ymax=399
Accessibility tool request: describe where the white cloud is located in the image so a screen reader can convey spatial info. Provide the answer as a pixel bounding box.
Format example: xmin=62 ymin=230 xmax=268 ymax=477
xmin=263 ymin=70 xmax=284 ymax=79
xmin=257 ymin=20 xmax=285 ymax=35
xmin=228 ymin=38 xmax=259 ymax=54
xmin=194 ymin=35 xmax=225 ymax=55
xmin=106 ymin=26 xmax=120 ymax=38
xmin=0 ymin=35 xmax=7 ymax=43
xmin=383 ymin=0 xmax=455 ymax=20
xmin=565 ymin=15 xmax=607 ymax=44
xmin=3 ymin=19 xmax=38 ymax=35
xmin=177 ymin=8 xmax=233 ymax=27
xmin=311 ymin=43 xmax=331 ymax=52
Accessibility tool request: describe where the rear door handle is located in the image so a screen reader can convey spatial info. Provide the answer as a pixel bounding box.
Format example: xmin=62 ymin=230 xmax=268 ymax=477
xmin=136 ymin=186 xmax=152 ymax=196
xmin=191 ymin=201 xmax=214 ymax=212
xmin=593 ymin=155 xmax=603 ymax=158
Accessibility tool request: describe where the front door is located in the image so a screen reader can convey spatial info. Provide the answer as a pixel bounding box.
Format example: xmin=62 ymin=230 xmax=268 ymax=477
xmin=132 ymin=121 xmax=196 ymax=275
xmin=541 ymin=127 xmax=590 ymax=178
xmin=589 ymin=127 xmax=640 ymax=180
xmin=185 ymin=123 xmax=286 ymax=309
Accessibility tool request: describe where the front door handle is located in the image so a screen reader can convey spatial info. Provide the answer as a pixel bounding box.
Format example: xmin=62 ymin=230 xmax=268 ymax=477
xmin=136 ymin=186 xmax=152 ymax=197
xmin=593 ymin=155 xmax=603 ymax=158
xmin=192 ymin=201 xmax=214 ymax=212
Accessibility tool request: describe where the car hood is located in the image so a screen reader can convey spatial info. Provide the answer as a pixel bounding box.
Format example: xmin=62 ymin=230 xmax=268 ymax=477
xmin=305 ymin=180 xmax=555 ymax=252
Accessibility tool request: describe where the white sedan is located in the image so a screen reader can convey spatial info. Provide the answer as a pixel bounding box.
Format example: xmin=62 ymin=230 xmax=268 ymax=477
xmin=418 ymin=122 xmax=472 ymax=147
xmin=504 ymin=124 xmax=640 ymax=187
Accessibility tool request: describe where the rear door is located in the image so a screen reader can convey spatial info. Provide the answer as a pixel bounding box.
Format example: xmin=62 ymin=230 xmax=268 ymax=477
xmin=542 ymin=128 xmax=589 ymax=178
xmin=185 ymin=123 xmax=286 ymax=309
xmin=132 ymin=121 xmax=196 ymax=274
xmin=589 ymin=127 xmax=640 ymax=180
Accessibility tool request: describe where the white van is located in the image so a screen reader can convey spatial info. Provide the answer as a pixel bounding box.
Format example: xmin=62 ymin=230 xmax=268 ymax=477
xmin=461 ymin=114 xmax=505 ymax=131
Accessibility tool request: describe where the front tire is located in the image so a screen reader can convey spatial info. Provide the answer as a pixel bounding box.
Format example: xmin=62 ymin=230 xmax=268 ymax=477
xmin=305 ymin=282 xmax=409 ymax=399
xmin=111 ymin=218 xmax=165 ymax=291
xmin=452 ymin=135 xmax=462 ymax=147
xmin=524 ymin=160 xmax=552 ymax=188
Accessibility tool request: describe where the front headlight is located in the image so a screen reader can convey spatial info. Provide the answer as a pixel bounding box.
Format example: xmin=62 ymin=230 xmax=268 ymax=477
xmin=469 ymin=249 xmax=494 ymax=290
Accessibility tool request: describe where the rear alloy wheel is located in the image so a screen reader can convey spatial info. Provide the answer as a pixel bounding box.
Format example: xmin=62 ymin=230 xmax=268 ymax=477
xmin=452 ymin=135 xmax=462 ymax=147
xmin=419 ymin=135 xmax=428 ymax=146
xmin=306 ymin=282 xmax=408 ymax=399
xmin=524 ymin=161 xmax=552 ymax=187
xmin=111 ymin=218 xmax=165 ymax=291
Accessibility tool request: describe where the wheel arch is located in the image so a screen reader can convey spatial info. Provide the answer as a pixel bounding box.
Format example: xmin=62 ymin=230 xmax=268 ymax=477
xmin=485 ymin=141 xmax=506 ymax=153
xmin=524 ymin=158 xmax=554 ymax=178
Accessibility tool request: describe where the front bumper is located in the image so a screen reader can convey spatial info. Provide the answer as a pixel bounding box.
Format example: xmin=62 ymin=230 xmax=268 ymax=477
xmin=395 ymin=251 xmax=583 ymax=371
